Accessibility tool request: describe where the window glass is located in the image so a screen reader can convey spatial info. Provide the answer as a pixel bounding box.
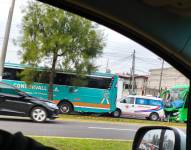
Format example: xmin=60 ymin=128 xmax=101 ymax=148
xmin=124 ymin=84 xmax=131 ymax=89
xmin=54 ymin=73 xmax=112 ymax=89
xmin=162 ymin=130 xmax=175 ymax=150
xmin=136 ymin=98 xmax=149 ymax=105
xmin=149 ymin=100 xmax=162 ymax=106
xmin=3 ymin=67 xmax=113 ymax=89
xmin=120 ymin=99 xmax=126 ymax=103
xmin=136 ymin=98 xmax=162 ymax=106
xmin=126 ymin=97 xmax=134 ymax=104
xmin=0 ymin=83 xmax=19 ymax=96
xmin=139 ymin=129 xmax=161 ymax=150
xmin=3 ymin=68 xmax=21 ymax=81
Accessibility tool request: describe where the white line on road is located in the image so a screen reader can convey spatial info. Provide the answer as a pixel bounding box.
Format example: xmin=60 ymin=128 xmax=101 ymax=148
xmin=88 ymin=127 xmax=137 ymax=132
xmin=29 ymin=135 xmax=133 ymax=141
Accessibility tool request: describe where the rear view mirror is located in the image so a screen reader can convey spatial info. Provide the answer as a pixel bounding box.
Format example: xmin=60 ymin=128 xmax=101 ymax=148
xmin=132 ymin=126 xmax=186 ymax=150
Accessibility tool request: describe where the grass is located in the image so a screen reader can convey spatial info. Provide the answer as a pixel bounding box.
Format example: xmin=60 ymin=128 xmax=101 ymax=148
xmin=58 ymin=114 xmax=186 ymax=128
xmin=32 ymin=136 xmax=132 ymax=150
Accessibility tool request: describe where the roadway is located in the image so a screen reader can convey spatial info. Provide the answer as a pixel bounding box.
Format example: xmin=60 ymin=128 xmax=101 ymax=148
xmin=0 ymin=117 xmax=186 ymax=140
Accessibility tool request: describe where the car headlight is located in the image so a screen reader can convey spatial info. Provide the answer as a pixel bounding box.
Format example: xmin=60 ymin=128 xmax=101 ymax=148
xmin=45 ymin=102 xmax=58 ymax=109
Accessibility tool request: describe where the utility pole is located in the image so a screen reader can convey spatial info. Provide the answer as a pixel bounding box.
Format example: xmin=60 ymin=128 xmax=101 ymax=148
xmin=131 ymin=50 xmax=135 ymax=94
xmin=0 ymin=0 xmax=16 ymax=80
xmin=105 ymin=59 xmax=111 ymax=73
xmin=105 ymin=58 xmax=109 ymax=73
xmin=158 ymin=59 xmax=164 ymax=94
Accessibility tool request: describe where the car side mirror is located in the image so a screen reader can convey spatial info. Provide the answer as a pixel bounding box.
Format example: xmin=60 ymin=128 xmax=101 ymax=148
xmin=17 ymin=92 xmax=27 ymax=98
xmin=132 ymin=126 xmax=186 ymax=150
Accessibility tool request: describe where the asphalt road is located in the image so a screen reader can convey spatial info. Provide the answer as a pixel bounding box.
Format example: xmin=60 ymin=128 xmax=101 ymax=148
xmin=0 ymin=117 xmax=186 ymax=140
xmin=0 ymin=117 xmax=142 ymax=140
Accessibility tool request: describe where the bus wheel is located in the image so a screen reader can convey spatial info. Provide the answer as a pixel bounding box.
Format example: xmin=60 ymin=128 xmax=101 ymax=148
xmin=30 ymin=107 xmax=47 ymax=122
xmin=112 ymin=109 xmax=121 ymax=118
xmin=59 ymin=102 xmax=73 ymax=114
xmin=149 ymin=113 xmax=159 ymax=121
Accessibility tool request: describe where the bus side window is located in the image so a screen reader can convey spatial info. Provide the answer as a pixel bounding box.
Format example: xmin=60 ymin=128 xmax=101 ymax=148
xmin=3 ymin=68 xmax=21 ymax=80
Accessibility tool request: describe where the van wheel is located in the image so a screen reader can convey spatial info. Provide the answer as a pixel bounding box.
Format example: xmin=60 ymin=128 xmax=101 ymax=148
xmin=30 ymin=107 xmax=47 ymax=122
xmin=149 ymin=113 xmax=159 ymax=121
xmin=59 ymin=102 xmax=73 ymax=114
xmin=112 ymin=109 xmax=121 ymax=118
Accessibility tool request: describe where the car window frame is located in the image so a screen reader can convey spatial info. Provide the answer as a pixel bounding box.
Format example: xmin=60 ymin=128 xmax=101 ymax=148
xmin=31 ymin=1 xmax=191 ymax=149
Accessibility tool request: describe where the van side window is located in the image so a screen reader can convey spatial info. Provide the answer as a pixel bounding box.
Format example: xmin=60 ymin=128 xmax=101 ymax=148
xmin=136 ymin=98 xmax=162 ymax=106
xmin=126 ymin=97 xmax=134 ymax=104
xmin=135 ymin=98 xmax=149 ymax=105
xmin=120 ymin=99 xmax=126 ymax=103
xmin=149 ymin=100 xmax=162 ymax=106
xmin=120 ymin=97 xmax=134 ymax=104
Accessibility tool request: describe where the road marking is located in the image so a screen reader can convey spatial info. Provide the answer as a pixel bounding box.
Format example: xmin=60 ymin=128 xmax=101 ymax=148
xmin=29 ymin=135 xmax=133 ymax=142
xmin=88 ymin=126 xmax=137 ymax=132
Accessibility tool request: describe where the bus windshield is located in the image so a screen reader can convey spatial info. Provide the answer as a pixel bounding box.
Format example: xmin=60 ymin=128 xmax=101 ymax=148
xmin=169 ymin=88 xmax=186 ymax=101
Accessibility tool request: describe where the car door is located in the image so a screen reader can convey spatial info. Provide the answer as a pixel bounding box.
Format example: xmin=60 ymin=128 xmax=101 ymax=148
xmin=0 ymin=83 xmax=31 ymax=116
xmin=118 ymin=97 xmax=135 ymax=117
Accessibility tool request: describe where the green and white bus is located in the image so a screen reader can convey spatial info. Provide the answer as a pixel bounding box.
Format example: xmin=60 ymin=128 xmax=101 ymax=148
xmin=2 ymin=63 xmax=118 ymax=114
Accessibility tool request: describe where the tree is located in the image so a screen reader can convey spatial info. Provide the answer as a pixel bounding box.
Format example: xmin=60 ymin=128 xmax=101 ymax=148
xmin=18 ymin=1 xmax=105 ymax=100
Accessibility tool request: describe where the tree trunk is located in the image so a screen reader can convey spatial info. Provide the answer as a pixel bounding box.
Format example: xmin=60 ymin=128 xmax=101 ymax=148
xmin=48 ymin=52 xmax=57 ymax=100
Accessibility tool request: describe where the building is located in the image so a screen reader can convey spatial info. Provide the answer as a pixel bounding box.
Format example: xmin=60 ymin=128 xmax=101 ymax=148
xmin=117 ymin=74 xmax=148 ymax=99
xmin=117 ymin=67 xmax=189 ymax=98
xmin=147 ymin=67 xmax=189 ymax=91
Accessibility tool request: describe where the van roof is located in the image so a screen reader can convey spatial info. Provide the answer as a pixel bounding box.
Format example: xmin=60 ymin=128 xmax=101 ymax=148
xmin=127 ymin=95 xmax=163 ymax=101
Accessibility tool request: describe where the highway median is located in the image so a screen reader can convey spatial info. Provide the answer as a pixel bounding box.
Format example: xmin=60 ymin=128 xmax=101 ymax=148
xmin=58 ymin=114 xmax=186 ymax=128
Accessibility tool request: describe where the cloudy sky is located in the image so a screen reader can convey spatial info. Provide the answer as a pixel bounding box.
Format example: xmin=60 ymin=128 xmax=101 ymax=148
xmin=0 ymin=0 xmax=171 ymax=75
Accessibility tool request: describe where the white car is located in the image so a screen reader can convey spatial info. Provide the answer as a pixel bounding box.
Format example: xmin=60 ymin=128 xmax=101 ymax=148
xmin=113 ymin=95 xmax=165 ymax=121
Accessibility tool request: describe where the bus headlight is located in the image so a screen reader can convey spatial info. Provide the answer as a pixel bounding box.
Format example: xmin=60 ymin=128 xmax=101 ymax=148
xmin=173 ymin=112 xmax=180 ymax=116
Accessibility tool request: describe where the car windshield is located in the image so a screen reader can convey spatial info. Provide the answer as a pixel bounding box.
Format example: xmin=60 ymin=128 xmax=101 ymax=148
xmin=0 ymin=0 xmax=189 ymax=150
xmin=0 ymin=82 xmax=30 ymax=97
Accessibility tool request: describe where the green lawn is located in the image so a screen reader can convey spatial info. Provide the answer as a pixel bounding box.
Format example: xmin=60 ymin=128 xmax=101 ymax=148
xmin=58 ymin=114 xmax=186 ymax=128
xmin=32 ymin=136 xmax=132 ymax=150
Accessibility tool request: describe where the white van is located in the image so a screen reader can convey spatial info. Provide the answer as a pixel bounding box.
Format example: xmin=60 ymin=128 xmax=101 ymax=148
xmin=113 ymin=95 xmax=165 ymax=121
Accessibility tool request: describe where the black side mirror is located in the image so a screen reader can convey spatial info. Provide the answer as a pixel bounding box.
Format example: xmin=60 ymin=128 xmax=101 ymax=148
xmin=132 ymin=126 xmax=186 ymax=150
xmin=17 ymin=92 xmax=27 ymax=98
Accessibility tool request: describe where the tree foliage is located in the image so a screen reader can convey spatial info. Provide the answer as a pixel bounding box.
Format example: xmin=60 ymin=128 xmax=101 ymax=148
xmin=18 ymin=1 xmax=105 ymax=100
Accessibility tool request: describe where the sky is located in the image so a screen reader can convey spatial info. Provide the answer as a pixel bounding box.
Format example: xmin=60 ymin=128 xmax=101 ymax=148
xmin=0 ymin=0 xmax=171 ymax=75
